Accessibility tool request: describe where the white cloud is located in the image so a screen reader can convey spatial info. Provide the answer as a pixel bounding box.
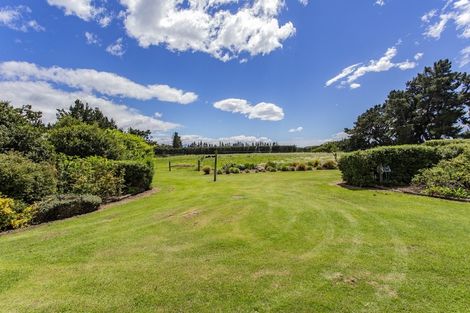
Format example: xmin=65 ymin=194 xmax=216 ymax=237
xmin=299 ymin=0 xmax=309 ymax=6
xmin=154 ymin=112 xmax=163 ymax=118
xmin=414 ymin=52 xmax=424 ymax=60
xmin=326 ymin=47 xmax=417 ymax=89
xmin=0 ymin=61 xmax=198 ymax=104
xmin=119 ymin=0 xmax=296 ymax=61
xmin=85 ymin=32 xmax=100 ymax=45
xmin=459 ymin=45 xmax=470 ymax=67
xmin=288 ymin=126 xmax=303 ymax=133
xmin=375 ymin=0 xmax=385 ymax=6
xmin=423 ymin=0 xmax=470 ymax=39
xmin=213 ymin=98 xmax=284 ymax=121
xmin=0 ymin=81 xmax=180 ymax=132
xmin=0 ymin=5 xmax=44 ymax=32
xmin=47 ymin=0 xmax=95 ymax=21
xmin=157 ymin=134 xmax=273 ymax=145
xmin=47 ymin=0 xmax=113 ymax=27
xmin=106 ymin=38 xmax=126 ymax=57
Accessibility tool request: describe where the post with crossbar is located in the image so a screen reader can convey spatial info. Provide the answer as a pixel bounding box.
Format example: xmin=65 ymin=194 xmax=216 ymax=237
xmin=214 ymin=151 xmax=218 ymax=182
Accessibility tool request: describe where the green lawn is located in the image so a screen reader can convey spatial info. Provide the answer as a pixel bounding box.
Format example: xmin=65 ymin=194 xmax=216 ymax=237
xmin=1 ymin=155 xmax=470 ymax=312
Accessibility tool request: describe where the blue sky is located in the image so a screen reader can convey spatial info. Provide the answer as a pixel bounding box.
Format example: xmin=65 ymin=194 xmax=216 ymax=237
xmin=0 ymin=0 xmax=469 ymax=146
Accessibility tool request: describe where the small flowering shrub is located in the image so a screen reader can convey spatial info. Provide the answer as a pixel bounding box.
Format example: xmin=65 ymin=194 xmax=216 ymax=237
xmin=0 ymin=197 xmax=36 ymax=231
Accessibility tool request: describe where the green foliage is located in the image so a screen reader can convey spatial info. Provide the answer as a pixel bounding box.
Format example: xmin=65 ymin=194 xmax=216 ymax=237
xmin=412 ymin=150 xmax=470 ymax=199
xmin=0 ymin=102 xmax=54 ymax=162
xmin=0 ymin=197 xmax=36 ymax=231
xmin=281 ymin=165 xmax=289 ymax=172
xmin=307 ymin=159 xmax=321 ymax=168
xmin=172 ymin=132 xmax=183 ymax=149
xmin=56 ymin=155 xmax=124 ymax=200
xmin=321 ymin=160 xmax=338 ymax=170
xmin=0 ymin=152 xmax=57 ymax=203
xmin=56 ymin=100 xmax=117 ymax=129
xmin=338 ymin=145 xmax=441 ymax=186
xmin=202 ymin=166 xmax=211 ymax=175
xmin=345 ymin=60 xmax=469 ymax=150
xmin=115 ymin=160 xmax=154 ymax=194
xmin=49 ymin=123 xmax=121 ymax=159
xmin=33 ymin=194 xmax=102 ymax=224
xmin=230 ymin=167 xmax=240 ymax=174
xmin=108 ymin=129 xmax=154 ymax=160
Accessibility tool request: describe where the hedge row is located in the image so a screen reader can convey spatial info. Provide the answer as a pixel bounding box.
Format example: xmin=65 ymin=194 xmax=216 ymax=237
xmin=338 ymin=145 xmax=442 ymax=186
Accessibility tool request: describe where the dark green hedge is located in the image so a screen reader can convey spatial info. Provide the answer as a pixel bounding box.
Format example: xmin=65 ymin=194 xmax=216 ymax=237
xmin=115 ymin=159 xmax=154 ymax=194
xmin=33 ymin=194 xmax=102 ymax=223
xmin=338 ymin=145 xmax=441 ymax=186
xmin=0 ymin=152 xmax=57 ymax=203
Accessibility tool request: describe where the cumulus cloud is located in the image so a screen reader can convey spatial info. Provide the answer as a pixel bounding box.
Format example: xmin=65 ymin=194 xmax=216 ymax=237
xmin=106 ymin=38 xmax=125 ymax=56
xmin=414 ymin=52 xmax=424 ymax=60
xmin=0 ymin=61 xmax=198 ymax=104
xmin=0 ymin=5 xmax=44 ymax=32
xmin=47 ymin=0 xmax=113 ymax=27
xmin=118 ymin=0 xmax=296 ymax=61
xmin=288 ymin=126 xmax=303 ymax=133
xmin=157 ymin=134 xmax=273 ymax=146
xmin=326 ymin=47 xmax=418 ymax=89
xmin=375 ymin=0 xmax=385 ymax=6
xmin=213 ymin=98 xmax=284 ymax=121
xmin=423 ymin=0 xmax=470 ymax=39
xmin=0 ymin=81 xmax=180 ymax=132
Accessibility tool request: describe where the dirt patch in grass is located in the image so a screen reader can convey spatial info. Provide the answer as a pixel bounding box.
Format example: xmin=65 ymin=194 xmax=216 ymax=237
xmin=100 ymin=188 xmax=159 ymax=209
xmin=182 ymin=210 xmax=200 ymax=219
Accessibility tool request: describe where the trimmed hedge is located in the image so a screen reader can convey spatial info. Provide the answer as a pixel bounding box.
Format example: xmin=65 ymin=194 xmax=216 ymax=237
xmin=412 ymin=150 xmax=470 ymax=199
xmin=0 ymin=152 xmax=57 ymax=203
xmin=115 ymin=160 xmax=154 ymax=194
xmin=33 ymin=194 xmax=102 ymax=223
xmin=338 ymin=145 xmax=441 ymax=186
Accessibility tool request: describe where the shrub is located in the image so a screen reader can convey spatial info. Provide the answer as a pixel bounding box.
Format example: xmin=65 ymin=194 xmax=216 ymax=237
xmin=307 ymin=166 xmax=313 ymax=171
xmin=244 ymin=169 xmax=250 ymax=173
xmin=33 ymin=194 xmax=102 ymax=223
xmin=108 ymin=130 xmax=154 ymax=160
xmin=244 ymin=163 xmax=256 ymax=170
xmin=49 ymin=123 xmax=121 ymax=159
xmin=230 ymin=167 xmax=240 ymax=174
xmin=0 ymin=152 xmax=57 ymax=203
xmin=296 ymin=163 xmax=307 ymax=171
xmin=281 ymin=165 xmax=289 ymax=172
xmin=56 ymin=155 xmax=124 ymax=200
xmin=0 ymin=197 xmax=36 ymax=231
xmin=202 ymin=166 xmax=211 ymax=175
xmin=321 ymin=160 xmax=338 ymax=170
xmin=236 ymin=164 xmax=246 ymax=171
xmin=266 ymin=161 xmax=277 ymax=169
xmin=308 ymin=159 xmax=321 ymax=168
xmin=338 ymin=145 xmax=441 ymax=186
xmin=115 ymin=160 xmax=154 ymax=194
xmin=412 ymin=151 xmax=470 ymax=199
xmin=423 ymin=139 xmax=470 ymax=147
xmin=217 ymin=169 xmax=223 ymax=175
xmin=289 ymin=166 xmax=296 ymax=171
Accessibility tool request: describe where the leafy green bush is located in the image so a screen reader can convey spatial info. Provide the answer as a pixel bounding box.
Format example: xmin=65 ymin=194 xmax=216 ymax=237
xmin=244 ymin=163 xmax=256 ymax=170
xmin=108 ymin=130 xmax=154 ymax=160
xmin=321 ymin=160 xmax=338 ymax=170
xmin=0 ymin=152 xmax=57 ymax=203
xmin=230 ymin=167 xmax=240 ymax=174
xmin=0 ymin=197 xmax=36 ymax=231
xmin=202 ymin=166 xmax=211 ymax=175
xmin=281 ymin=165 xmax=289 ymax=172
xmin=56 ymin=155 xmax=124 ymax=200
xmin=49 ymin=123 xmax=121 ymax=159
xmin=33 ymin=194 xmax=102 ymax=223
xmin=423 ymin=139 xmax=470 ymax=147
xmin=412 ymin=151 xmax=470 ymax=199
xmin=217 ymin=169 xmax=223 ymax=175
xmin=338 ymin=145 xmax=441 ymax=186
xmin=307 ymin=166 xmax=313 ymax=171
xmin=308 ymin=159 xmax=320 ymax=168
xmin=115 ymin=160 xmax=154 ymax=194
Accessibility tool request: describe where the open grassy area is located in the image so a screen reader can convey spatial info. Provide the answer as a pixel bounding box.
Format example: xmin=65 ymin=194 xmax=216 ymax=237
xmin=1 ymin=155 xmax=470 ymax=312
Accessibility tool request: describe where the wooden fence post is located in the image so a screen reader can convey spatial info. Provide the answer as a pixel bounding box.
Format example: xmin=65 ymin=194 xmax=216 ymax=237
xmin=169 ymin=161 xmax=171 ymax=172
xmin=214 ymin=152 xmax=218 ymax=182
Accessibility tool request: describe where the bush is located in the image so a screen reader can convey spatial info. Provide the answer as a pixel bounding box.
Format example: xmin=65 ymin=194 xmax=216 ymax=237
xmin=115 ymin=160 xmax=154 ymax=194
xmin=307 ymin=166 xmax=313 ymax=171
xmin=0 ymin=152 xmax=57 ymax=203
xmin=217 ymin=169 xmax=223 ymax=175
xmin=56 ymin=155 xmax=124 ymax=200
xmin=202 ymin=166 xmax=211 ymax=175
xmin=281 ymin=165 xmax=289 ymax=172
xmin=289 ymin=166 xmax=296 ymax=171
xmin=412 ymin=151 xmax=470 ymax=199
xmin=307 ymin=159 xmax=320 ymax=168
xmin=321 ymin=160 xmax=338 ymax=170
xmin=236 ymin=164 xmax=246 ymax=171
xmin=423 ymin=139 xmax=470 ymax=147
xmin=338 ymin=145 xmax=441 ymax=186
xmin=244 ymin=169 xmax=250 ymax=173
xmin=244 ymin=163 xmax=256 ymax=170
xmin=33 ymin=194 xmax=102 ymax=223
xmin=296 ymin=163 xmax=307 ymax=171
xmin=0 ymin=197 xmax=36 ymax=231
xmin=230 ymin=167 xmax=240 ymax=174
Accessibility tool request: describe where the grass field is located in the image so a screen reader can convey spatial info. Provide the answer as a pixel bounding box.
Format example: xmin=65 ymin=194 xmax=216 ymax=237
xmin=1 ymin=154 xmax=470 ymax=312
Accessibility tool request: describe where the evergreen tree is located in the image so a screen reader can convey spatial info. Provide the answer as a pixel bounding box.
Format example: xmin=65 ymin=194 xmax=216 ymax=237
xmin=56 ymin=99 xmax=117 ymax=129
xmin=172 ymin=132 xmax=183 ymax=148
